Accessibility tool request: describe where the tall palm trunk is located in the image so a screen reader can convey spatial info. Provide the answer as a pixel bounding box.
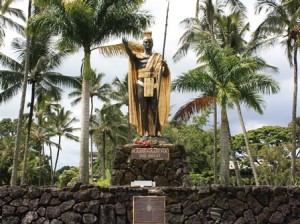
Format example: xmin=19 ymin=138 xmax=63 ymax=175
xmin=291 ymin=46 xmax=298 ymax=183
xmin=79 ymin=50 xmax=92 ymax=183
xmin=49 ymin=144 xmax=54 ymax=185
xmin=10 ymin=0 xmax=32 ymax=186
xmin=38 ymin=144 xmax=41 ymax=186
xmin=203 ymin=0 xmax=218 ymax=184
xmin=21 ymin=82 xmax=35 ymax=185
xmin=53 ymin=135 xmax=61 ymax=176
xmin=227 ymin=126 xmax=242 ymax=186
xmin=236 ymin=102 xmax=259 ymax=186
xmin=220 ymin=106 xmax=230 ymax=185
xmin=79 ymin=79 xmax=90 ymax=183
xmin=213 ymin=101 xmax=218 ymax=184
xmin=90 ymin=97 xmax=94 ymax=180
xmin=102 ymin=131 xmax=106 ymax=179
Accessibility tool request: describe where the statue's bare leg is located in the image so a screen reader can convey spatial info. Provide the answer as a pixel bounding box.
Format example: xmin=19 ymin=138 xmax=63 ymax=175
xmin=150 ymin=89 xmax=160 ymax=135
xmin=137 ymin=83 xmax=149 ymax=136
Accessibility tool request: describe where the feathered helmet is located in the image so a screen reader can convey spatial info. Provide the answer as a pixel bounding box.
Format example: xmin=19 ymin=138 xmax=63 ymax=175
xmin=143 ymin=31 xmax=152 ymax=41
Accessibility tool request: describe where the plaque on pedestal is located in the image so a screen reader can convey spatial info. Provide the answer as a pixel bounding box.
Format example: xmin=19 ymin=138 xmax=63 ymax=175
xmin=133 ymin=196 xmax=165 ymax=224
xmin=131 ymin=147 xmax=169 ymax=160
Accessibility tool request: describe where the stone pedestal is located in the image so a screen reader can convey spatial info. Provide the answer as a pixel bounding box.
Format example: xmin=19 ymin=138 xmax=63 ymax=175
xmin=111 ymin=144 xmax=190 ymax=187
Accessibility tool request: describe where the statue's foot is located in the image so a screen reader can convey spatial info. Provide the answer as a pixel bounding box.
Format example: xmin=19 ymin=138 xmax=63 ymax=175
xmin=157 ymin=131 xmax=161 ymax=136
xmin=144 ymin=131 xmax=149 ymax=137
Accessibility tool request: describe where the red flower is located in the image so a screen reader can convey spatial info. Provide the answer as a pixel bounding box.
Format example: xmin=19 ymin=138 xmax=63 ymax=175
xmin=133 ymin=140 xmax=143 ymax=145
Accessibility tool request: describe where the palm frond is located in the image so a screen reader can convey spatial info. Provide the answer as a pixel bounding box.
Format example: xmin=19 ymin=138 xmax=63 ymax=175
xmin=97 ymin=42 xmax=143 ymax=57
xmin=172 ymin=96 xmax=215 ymax=121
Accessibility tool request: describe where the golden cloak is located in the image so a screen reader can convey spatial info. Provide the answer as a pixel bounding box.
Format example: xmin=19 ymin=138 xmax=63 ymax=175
xmin=128 ymin=52 xmax=171 ymax=136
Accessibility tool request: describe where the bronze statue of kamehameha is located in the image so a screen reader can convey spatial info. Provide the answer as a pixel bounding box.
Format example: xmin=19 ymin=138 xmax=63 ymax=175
xmin=123 ymin=31 xmax=171 ymax=137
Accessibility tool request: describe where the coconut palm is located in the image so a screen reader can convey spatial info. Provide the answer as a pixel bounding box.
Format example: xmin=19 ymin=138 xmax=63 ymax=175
xmin=173 ymin=0 xmax=279 ymax=185
xmin=30 ymin=114 xmax=57 ymax=185
xmin=0 ymin=0 xmax=25 ymax=46
xmin=69 ymin=72 xmax=111 ymax=179
xmin=69 ymin=72 xmax=111 ymax=116
xmin=92 ymin=103 xmax=127 ymax=179
xmin=175 ymin=1 xmax=249 ymax=184
xmin=9 ymin=0 xmax=32 ymax=187
xmin=110 ymin=74 xmax=132 ymax=139
xmin=30 ymin=0 xmax=153 ymax=183
xmin=254 ymin=0 xmax=300 ymax=182
xmin=0 ymin=29 xmax=77 ymax=184
xmin=173 ymin=43 xmax=279 ymax=185
xmin=48 ymin=106 xmax=79 ymax=183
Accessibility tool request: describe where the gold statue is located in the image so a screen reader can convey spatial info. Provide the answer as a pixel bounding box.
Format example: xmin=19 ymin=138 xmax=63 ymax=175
xmin=123 ymin=31 xmax=171 ymax=136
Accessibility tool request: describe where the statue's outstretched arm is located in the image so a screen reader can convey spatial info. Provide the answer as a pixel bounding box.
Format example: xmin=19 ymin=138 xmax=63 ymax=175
xmin=122 ymin=38 xmax=136 ymax=61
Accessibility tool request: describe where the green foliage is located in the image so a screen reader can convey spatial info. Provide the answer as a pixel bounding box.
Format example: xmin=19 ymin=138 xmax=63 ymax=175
xmin=56 ymin=167 xmax=79 ymax=188
xmin=18 ymin=150 xmax=52 ymax=185
xmin=0 ymin=118 xmax=17 ymax=139
xmin=233 ymin=125 xmax=296 ymax=186
xmin=0 ymin=118 xmax=21 ymax=185
xmin=93 ymin=169 xmax=111 ymax=187
xmin=164 ymin=114 xmax=215 ymax=174
xmin=189 ymin=170 xmax=214 ymax=186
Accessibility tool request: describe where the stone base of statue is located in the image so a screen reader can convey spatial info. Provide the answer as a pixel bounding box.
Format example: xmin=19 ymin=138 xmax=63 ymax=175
xmin=111 ymin=140 xmax=190 ymax=187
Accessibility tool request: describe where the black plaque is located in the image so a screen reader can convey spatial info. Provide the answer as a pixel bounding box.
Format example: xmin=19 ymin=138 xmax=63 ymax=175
xmin=133 ymin=196 xmax=165 ymax=224
xmin=131 ymin=148 xmax=169 ymax=160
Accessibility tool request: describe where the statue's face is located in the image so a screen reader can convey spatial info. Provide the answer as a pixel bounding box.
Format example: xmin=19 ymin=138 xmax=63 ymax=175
xmin=143 ymin=39 xmax=153 ymax=51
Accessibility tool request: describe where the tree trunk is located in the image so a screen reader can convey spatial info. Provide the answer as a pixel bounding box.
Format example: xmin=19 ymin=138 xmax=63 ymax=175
xmin=79 ymin=50 xmax=92 ymax=184
xmin=54 ymin=135 xmax=61 ymax=175
xmin=38 ymin=145 xmax=41 ymax=186
xmin=227 ymin=125 xmax=242 ymax=186
xmin=21 ymin=81 xmax=36 ymax=185
xmin=79 ymin=79 xmax=90 ymax=183
xmin=102 ymin=132 xmax=106 ymax=179
xmin=10 ymin=0 xmax=32 ymax=186
xmin=291 ymin=46 xmax=298 ymax=183
xmin=213 ymin=101 xmax=218 ymax=184
xmin=90 ymin=97 xmax=94 ymax=181
xmin=236 ymin=102 xmax=260 ymax=186
xmin=220 ymin=106 xmax=230 ymax=185
xmin=230 ymin=151 xmax=242 ymax=186
xmin=49 ymin=145 xmax=54 ymax=185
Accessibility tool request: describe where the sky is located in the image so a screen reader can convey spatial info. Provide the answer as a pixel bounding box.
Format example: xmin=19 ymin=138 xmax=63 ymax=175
xmin=0 ymin=0 xmax=297 ymax=169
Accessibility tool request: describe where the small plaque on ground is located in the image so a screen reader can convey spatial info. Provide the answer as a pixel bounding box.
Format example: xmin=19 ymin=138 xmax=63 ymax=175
xmin=133 ymin=196 xmax=165 ymax=224
xmin=131 ymin=148 xmax=169 ymax=160
xmin=131 ymin=180 xmax=156 ymax=187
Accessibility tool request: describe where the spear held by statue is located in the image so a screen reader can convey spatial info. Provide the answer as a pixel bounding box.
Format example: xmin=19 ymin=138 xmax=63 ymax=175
xmin=155 ymin=0 xmax=170 ymax=136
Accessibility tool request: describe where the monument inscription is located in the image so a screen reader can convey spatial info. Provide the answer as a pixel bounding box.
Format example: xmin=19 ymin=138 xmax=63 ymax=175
xmin=133 ymin=196 xmax=165 ymax=224
xmin=131 ymin=148 xmax=169 ymax=160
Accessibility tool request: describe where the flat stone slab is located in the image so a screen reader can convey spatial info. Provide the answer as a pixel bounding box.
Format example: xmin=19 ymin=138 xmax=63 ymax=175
xmin=131 ymin=180 xmax=156 ymax=187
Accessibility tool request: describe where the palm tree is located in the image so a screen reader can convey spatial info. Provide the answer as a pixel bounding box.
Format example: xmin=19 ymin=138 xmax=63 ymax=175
xmin=92 ymin=103 xmax=127 ymax=179
xmin=69 ymin=72 xmax=111 ymax=116
xmin=48 ymin=106 xmax=79 ymax=183
xmin=69 ymin=72 xmax=111 ymax=179
xmin=175 ymin=0 xmax=248 ymax=184
xmin=173 ymin=0 xmax=279 ymax=185
xmin=254 ymin=0 xmax=300 ymax=183
xmin=110 ymin=74 xmax=131 ymax=139
xmin=9 ymin=0 xmax=32 ymax=187
xmin=173 ymin=43 xmax=279 ymax=185
xmin=0 ymin=0 xmax=25 ymax=46
xmin=30 ymin=0 xmax=153 ymax=183
xmin=0 ymin=29 xmax=78 ymax=184
xmin=30 ymin=112 xmax=57 ymax=185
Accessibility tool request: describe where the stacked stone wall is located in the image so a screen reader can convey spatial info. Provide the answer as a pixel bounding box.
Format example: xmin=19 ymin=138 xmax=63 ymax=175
xmin=1 ymin=184 xmax=300 ymax=223
xmin=111 ymin=144 xmax=190 ymax=187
